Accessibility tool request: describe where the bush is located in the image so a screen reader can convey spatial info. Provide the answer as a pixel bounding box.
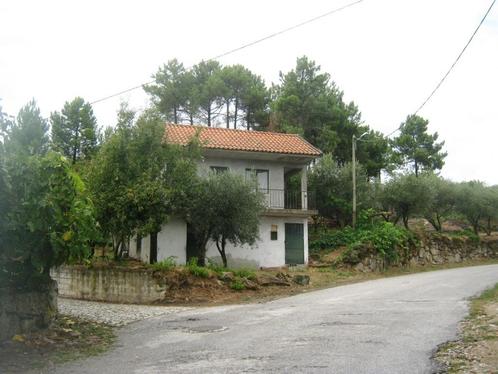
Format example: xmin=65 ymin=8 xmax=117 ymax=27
xmin=149 ymin=257 xmax=176 ymax=272
xmin=309 ymin=227 xmax=357 ymax=251
xmin=233 ymin=268 xmax=257 ymax=280
xmin=185 ymin=257 xmax=210 ymax=278
xmin=230 ymin=277 xmax=246 ymax=291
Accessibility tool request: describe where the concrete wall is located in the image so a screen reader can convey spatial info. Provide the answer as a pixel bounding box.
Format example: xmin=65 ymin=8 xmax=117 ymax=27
xmin=51 ymin=266 xmax=167 ymax=304
xmin=0 ymin=281 xmax=57 ymax=341
xmin=205 ymin=216 xmax=309 ymax=268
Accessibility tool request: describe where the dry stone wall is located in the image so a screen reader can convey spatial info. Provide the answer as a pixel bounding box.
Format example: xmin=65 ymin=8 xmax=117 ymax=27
xmin=0 ymin=281 xmax=57 ymax=341
xmin=352 ymin=235 xmax=498 ymax=272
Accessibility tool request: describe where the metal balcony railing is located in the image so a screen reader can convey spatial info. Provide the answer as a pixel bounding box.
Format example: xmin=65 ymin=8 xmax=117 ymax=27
xmin=261 ymin=189 xmax=316 ymax=210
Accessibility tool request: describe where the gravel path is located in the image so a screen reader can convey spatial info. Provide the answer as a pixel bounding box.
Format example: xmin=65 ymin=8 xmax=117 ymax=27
xmin=58 ymin=298 xmax=191 ymax=326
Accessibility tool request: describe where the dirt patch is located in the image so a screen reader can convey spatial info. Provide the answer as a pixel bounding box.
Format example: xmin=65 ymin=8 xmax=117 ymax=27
xmin=0 ymin=315 xmax=115 ymax=373
xmin=434 ymin=284 xmax=498 ymax=373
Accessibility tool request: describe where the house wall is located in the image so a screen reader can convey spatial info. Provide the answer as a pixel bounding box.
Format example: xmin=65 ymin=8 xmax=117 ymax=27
xmin=129 ymin=217 xmax=187 ymax=265
xmin=205 ymin=216 xmax=309 ymax=269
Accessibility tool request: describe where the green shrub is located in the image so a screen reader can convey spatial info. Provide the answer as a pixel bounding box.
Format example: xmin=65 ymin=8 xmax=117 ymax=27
xmin=206 ymin=260 xmax=226 ymax=275
xmin=185 ymin=257 xmax=210 ymax=278
xmin=230 ymin=277 xmax=246 ymax=291
xmin=451 ymin=229 xmax=480 ymax=244
xmin=149 ymin=257 xmax=176 ymax=271
xmin=309 ymin=227 xmax=357 ymax=251
xmin=233 ymin=268 xmax=256 ymax=280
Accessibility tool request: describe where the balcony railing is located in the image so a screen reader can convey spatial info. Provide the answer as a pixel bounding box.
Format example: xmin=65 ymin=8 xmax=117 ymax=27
xmin=262 ymin=189 xmax=316 ymax=210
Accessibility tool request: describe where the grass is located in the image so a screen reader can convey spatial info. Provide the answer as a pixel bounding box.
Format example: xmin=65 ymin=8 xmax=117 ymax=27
xmin=434 ymin=282 xmax=498 ymax=373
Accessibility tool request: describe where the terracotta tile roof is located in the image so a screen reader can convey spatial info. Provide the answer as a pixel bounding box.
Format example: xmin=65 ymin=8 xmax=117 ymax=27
xmin=164 ymin=124 xmax=322 ymax=157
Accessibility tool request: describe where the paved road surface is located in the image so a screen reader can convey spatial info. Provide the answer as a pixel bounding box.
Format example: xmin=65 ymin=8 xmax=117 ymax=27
xmin=52 ymin=265 xmax=498 ymax=374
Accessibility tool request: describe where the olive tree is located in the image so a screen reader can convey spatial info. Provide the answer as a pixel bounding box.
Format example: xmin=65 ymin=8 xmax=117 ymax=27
xmin=187 ymin=172 xmax=265 ymax=267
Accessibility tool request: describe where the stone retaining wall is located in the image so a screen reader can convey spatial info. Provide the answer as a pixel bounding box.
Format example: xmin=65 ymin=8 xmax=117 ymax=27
xmin=0 ymin=281 xmax=57 ymax=341
xmin=352 ymin=235 xmax=498 ymax=272
xmin=51 ymin=266 xmax=167 ymax=304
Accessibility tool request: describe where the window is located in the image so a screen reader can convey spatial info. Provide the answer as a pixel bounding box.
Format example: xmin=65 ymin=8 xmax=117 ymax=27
xmin=210 ymin=166 xmax=229 ymax=174
xmin=245 ymin=168 xmax=269 ymax=192
xmin=270 ymin=225 xmax=278 ymax=240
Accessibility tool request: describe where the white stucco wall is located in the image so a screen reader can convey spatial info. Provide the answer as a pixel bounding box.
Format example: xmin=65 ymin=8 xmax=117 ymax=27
xmin=205 ymin=216 xmax=309 ymax=269
xmin=128 ymin=217 xmax=187 ymax=265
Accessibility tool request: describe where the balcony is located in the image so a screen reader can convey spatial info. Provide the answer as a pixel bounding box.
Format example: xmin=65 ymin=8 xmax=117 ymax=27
xmin=261 ymin=189 xmax=317 ymax=217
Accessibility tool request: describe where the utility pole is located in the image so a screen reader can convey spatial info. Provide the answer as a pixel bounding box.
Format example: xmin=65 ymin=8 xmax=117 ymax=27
xmin=352 ymin=132 xmax=368 ymax=229
xmin=352 ymin=135 xmax=357 ymax=229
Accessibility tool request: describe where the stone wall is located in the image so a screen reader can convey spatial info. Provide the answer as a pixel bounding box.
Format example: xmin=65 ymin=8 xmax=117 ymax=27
xmin=51 ymin=266 xmax=167 ymax=304
xmin=350 ymin=235 xmax=498 ymax=272
xmin=0 ymin=281 xmax=57 ymax=341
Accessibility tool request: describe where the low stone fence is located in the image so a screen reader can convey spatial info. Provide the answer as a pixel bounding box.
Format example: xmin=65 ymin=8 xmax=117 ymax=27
xmin=351 ymin=235 xmax=498 ymax=272
xmin=0 ymin=281 xmax=57 ymax=341
xmin=51 ymin=266 xmax=166 ymax=304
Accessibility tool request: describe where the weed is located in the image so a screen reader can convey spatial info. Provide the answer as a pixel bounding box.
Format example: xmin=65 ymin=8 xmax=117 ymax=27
xmin=230 ymin=277 xmax=246 ymax=291
xmin=185 ymin=257 xmax=210 ymax=278
xmin=149 ymin=257 xmax=176 ymax=271
xmin=233 ymin=268 xmax=256 ymax=280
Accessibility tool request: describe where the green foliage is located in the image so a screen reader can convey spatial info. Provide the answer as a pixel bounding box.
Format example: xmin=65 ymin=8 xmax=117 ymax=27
xmin=2 ymin=99 xmax=49 ymax=157
xmin=381 ymin=173 xmax=435 ymax=229
xmin=0 ymin=152 xmax=99 ymax=289
xmin=187 ymin=171 xmax=266 ymax=267
xmin=185 ymin=257 xmax=210 ymax=278
xmin=312 ymin=222 xmax=411 ymax=265
xmin=421 ymin=175 xmax=457 ymax=231
xmin=233 ymin=268 xmax=257 ymax=281
xmin=309 ymin=154 xmax=375 ymax=226
xmin=85 ymin=109 xmax=200 ymax=257
xmin=230 ymin=277 xmax=246 ymax=291
xmin=272 ymin=56 xmax=390 ymax=177
xmin=51 ymin=97 xmax=100 ymax=164
xmin=149 ymin=257 xmax=177 ymax=271
xmin=391 ymin=115 xmax=447 ymax=176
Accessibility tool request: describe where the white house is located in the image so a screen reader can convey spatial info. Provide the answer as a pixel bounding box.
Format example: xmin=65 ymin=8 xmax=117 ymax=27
xmin=128 ymin=124 xmax=322 ymax=268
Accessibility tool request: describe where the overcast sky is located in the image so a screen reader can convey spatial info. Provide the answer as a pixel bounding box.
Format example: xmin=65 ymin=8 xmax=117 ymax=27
xmin=1 ymin=0 xmax=497 ymax=184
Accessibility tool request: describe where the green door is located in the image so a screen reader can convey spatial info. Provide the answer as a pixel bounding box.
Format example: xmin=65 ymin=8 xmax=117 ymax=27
xmin=285 ymin=223 xmax=304 ymax=264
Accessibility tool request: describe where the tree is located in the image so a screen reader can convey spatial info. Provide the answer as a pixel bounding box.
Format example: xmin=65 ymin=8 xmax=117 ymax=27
xmin=391 ymin=115 xmax=447 ymax=176
xmin=381 ymin=173 xmax=435 ymax=229
xmin=455 ymin=181 xmax=496 ymax=235
xmin=272 ymin=56 xmax=390 ymax=177
xmin=308 ymin=154 xmax=373 ymax=227
xmin=86 ymin=110 xmax=199 ymax=258
xmin=187 ymin=172 xmax=265 ymax=267
xmin=51 ymin=97 xmax=99 ymax=164
xmin=2 ymin=99 xmax=49 ymax=156
xmin=421 ymin=175 xmax=456 ymax=232
xmin=193 ymin=60 xmax=224 ymax=126
xmin=0 ymin=152 xmax=99 ymax=289
xmin=144 ymin=59 xmax=187 ymax=124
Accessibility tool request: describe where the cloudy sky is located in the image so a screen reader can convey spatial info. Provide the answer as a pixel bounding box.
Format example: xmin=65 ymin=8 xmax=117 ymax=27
xmin=1 ymin=0 xmax=497 ymax=184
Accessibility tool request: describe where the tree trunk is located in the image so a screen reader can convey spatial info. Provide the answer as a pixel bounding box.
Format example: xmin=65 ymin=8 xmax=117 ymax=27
xmin=486 ymin=216 xmax=492 ymax=236
xmin=207 ymin=105 xmax=211 ymax=127
xmin=215 ymin=237 xmax=228 ymax=268
xmin=414 ymin=160 xmax=419 ymax=177
xmin=402 ymin=215 xmax=409 ymax=229
xmin=173 ymin=106 xmax=178 ymax=124
xmin=150 ymin=232 xmax=158 ymax=264
xmin=234 ymin=98 xmax=239 ymax=129
xmin=225 ymin=99 xmax=230 ymax=128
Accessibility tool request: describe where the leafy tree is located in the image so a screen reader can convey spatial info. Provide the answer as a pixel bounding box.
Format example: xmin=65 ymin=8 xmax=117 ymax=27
xmin=86 ymin=110 xmax=199 ymax=258
xmin=391 ymin=115 xmax=447 ymax=176
xmin=420 ymin=175 xmax=456 ymax=231
xmin=455 ymin=181 xmax=497 ymax=235
xmin=308 ymin=154 xmax=373 ymax=227
xmin=51 ymin=97 xmax=99 ymax=164
xmin=381 ymin=173 xmax=435 ymax=229
xmin=0 ymin=152 xmax=99 ymax=289
xmin=187 ymin=172 xmax=265 ymax=267
xmin=2 ymin=99 xmax=49 ymax=156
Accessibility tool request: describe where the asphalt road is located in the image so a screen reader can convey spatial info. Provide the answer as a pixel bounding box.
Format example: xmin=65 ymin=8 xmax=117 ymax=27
xmin=53 ymin=265 xmax=498 ymax=374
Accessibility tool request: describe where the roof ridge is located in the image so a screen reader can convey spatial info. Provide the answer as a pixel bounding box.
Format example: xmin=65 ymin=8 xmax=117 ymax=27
xmin=165 ymin=123 xmax=304 ymax=138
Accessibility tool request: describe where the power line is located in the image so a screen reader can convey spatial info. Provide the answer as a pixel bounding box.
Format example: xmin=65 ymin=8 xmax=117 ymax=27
xmin=90 ymin=0 xmax=365 ymax=105
xmin=385 ymin=0 xmax=496 ymax=138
